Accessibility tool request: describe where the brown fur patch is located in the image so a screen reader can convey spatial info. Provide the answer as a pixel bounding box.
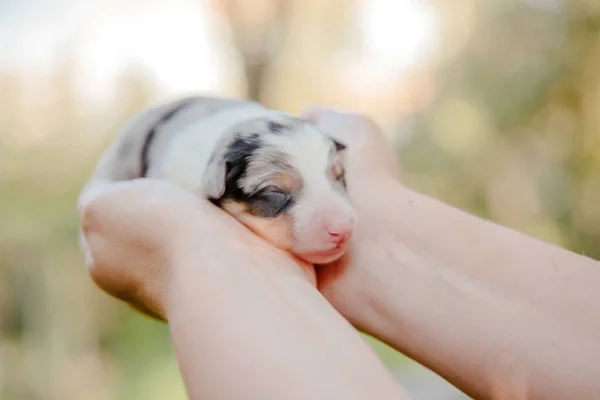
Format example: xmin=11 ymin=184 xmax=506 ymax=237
xmin=330 ymin=162 xmax=343 ymax=181
xmin=272 ymin=171 xmax=303 ymax=192
xmin=221 ymin=199 xmax=295 ymax=250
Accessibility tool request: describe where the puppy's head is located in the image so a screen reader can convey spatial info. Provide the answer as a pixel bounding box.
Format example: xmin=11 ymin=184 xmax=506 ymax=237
xmin=203 ymin=115 xmax=356 ymax=264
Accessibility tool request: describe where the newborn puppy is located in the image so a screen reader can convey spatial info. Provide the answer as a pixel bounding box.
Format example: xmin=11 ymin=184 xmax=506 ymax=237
xmin=91 ymin=96 xmax=356 ymax=264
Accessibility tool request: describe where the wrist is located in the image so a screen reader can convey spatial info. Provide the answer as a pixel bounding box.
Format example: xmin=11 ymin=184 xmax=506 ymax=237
xmin=345 ymin=180 xmax=433 ymax=332
xmin=349 ymin=173 xmax=413 ymax=233
xmin=155 ymin=203 xmax=216 ymax=320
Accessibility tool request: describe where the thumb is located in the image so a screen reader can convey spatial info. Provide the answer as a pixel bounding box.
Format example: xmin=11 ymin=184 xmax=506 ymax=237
xmin=299 ymin=105 xmax=330 ymax=122
xmin=299 ymin=106 xmax=360 ymax=145
xmin=299 ymin=105 xmax=352 ymax=125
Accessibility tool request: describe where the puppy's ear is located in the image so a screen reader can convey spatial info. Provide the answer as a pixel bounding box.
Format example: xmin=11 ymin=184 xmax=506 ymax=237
xmin=331 ymin=139 xmax=348 ymax=151
xmin=202 ymin=155 xmax=227 ymax=199
xmin=201 ymin=129 xmax=237 ymax=200
xmin=332 ymin=138 xmax=347 ymax=152
xmin=201 ymin=118 xmax=266 ymax=199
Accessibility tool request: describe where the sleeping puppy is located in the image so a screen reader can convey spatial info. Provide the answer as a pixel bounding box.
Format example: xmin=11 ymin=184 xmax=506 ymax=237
xmin=90 ymin=96 xmax=356 ymax=264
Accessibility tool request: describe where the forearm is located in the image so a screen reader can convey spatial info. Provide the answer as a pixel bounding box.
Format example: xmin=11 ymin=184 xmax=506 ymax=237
xmin=356 ymin=180 xmax=600 ymax=399
xmin=80 ymin=178 xmax=407 ymax=399
xmin=165 ymin=239 xmax=408 ymax=400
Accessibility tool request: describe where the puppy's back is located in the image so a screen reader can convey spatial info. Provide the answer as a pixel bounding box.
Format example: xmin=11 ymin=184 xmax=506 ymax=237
xmin=89 ymin=96 xmax=254 ymax=183
xmin=151 ymin=102 xmax=276 ymax=192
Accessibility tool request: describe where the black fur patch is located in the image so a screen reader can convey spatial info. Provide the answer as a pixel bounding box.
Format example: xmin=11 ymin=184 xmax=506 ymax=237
xmin=332 ymin=139 xmax=347 ymax=152
xmin=268 ymin=121 xmax=287 ymax=135
xmin=214 ymin=134 xmax=296 ymax=218
xmin=140 ymin=98 xmax=200 ymax=177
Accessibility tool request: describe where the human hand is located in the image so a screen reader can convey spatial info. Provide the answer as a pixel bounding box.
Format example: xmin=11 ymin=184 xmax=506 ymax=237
xmin=78 ymin=177 xmax=412 ymax=400
xmin=301 ymin=107 xmax=405 ymax=329
xmin=78 ymin=178 xmax=316 ymax=321
xmin=302 ymin=107 xmax=401 ymax=185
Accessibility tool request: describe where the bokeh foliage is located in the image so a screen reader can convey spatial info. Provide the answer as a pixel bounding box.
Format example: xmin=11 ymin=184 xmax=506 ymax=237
xmin=1 ymin=0 xmax=600 ymax=399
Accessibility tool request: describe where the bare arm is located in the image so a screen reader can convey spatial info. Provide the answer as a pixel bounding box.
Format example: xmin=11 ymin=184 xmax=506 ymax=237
xmin=307 ymin=109 xmax=600 ymax=400
xmin=79 ymin=179 xmax=409 ymax=400
xmin=354 ymin=180 xmax=600 ymax=400
xmin=167 ymin=239 xmax=407 ymax=400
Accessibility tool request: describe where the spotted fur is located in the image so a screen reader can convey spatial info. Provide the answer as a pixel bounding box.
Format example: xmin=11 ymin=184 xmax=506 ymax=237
xmin=91 ymin=96 xmax=357 ymax=263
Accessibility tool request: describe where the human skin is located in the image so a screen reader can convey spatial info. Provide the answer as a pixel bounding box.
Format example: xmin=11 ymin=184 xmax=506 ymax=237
xmin=80 ymin=108 xmax=600 ymax=400
xmin=78 ymin=179 xmax=409 ymax=400
xmin=305 ymin=109 xmax=600 ymax=400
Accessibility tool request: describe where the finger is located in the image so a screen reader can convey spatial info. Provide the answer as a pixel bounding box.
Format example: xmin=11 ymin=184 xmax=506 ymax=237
xmin=299 ymin=105 xmax=328 ymax=122
xmin=299 ymin=107 xmax=353 ymax=144
xmin=299 ymin=105 xmax=349 ymax=123
xmin=78 ymin=229 xmax=96 ymax=270
xmin=78 ymin=180 xmax=115 ymax=216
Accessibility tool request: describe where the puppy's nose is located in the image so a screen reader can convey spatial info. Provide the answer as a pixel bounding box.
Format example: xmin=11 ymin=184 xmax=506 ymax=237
xmin=327 ymin=221 xmax=353 ymax=241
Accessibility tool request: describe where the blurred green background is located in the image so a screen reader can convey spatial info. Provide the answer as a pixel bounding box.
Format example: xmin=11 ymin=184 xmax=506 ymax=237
xmin=1 ymin=0 xmax=600 ymax=399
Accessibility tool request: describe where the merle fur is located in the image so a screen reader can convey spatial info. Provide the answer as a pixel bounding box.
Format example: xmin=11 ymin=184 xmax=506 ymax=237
xmin=268 ymin=121 xmax=287 ymax=135
xmin=212 ymin=134 xmax=297 ymax=218
xmin=140 ymin=98 xmax=200 ymax=177
xmin=211 ymin=126 xmax=349 ymax=217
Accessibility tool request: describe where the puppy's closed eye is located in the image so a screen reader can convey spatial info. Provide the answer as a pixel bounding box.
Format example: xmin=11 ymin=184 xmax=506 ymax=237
xmin=246 ymin=186 xmax=291 ymax=217
xmin=330 ymin=162 xmax=344 ymax=180
xmin=258 ymin=186 xmax=289 ymax=208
